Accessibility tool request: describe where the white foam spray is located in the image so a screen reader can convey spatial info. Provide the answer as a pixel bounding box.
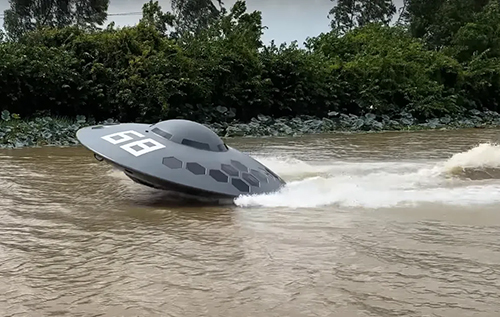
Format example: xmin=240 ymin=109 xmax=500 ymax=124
xmin=442 ymin=143 xmax=500 ymax=174
xmin=234 ymin=143 xmax=500 ymax=209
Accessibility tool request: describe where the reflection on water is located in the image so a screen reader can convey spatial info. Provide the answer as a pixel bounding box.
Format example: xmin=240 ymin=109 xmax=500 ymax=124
xmin=1 ymin=128 xmax=500 ymax=316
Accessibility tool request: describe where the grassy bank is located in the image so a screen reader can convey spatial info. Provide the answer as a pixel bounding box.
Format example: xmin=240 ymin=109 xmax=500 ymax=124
xmin=2 ymin=109 xmax=500 ymax=149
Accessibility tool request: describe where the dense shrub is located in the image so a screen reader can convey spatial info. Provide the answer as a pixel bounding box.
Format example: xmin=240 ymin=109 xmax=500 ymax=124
xmin=307 ymin=24 xmax=464 ymax=120
xmin=0 ymin=43 xmax=84 ymax=118
xmin=444 ymin=0 xmax=500 ymax=112
xmin=1 ymin=1 xmax=500 ymax=125
xmin=258 ymin=41 xmax=345 ymax=119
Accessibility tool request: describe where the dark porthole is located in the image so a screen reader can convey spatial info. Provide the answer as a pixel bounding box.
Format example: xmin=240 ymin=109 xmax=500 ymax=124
xmin=186 ymin=162 xmax=206 ymax=175
xmin=250 ymin=169 xmax=268 ymax=183
xmin=231 ymin=178 xmax=250 ymax=193
xmin=242 ymin=173 xmax=259 ymax=187
xmin=221 ymin=164 xmax=239 ymax=177
xmin=209 ymin=169 xmax=228 ymax=182
xmin=162 ymin=157 xmax=182 ymax=169
xmin=230 ymin=160 xmax=248 ymax=172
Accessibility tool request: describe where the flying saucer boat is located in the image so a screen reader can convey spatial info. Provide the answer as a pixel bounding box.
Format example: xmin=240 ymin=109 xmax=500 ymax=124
xmin=76 ymin=119 xmax=286 ymax=199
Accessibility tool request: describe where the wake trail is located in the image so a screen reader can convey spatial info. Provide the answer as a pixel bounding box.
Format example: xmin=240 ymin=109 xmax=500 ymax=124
xmin=235 ymin=143 xmax=500 ymax=209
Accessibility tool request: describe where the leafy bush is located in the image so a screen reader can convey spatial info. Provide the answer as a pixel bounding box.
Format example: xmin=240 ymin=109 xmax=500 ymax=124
xmin=258 ymin=41 xmax=344 ymax=118
xmin=0 ymin=43 xmax=85 ymax=118
xmin=174 ymin=1 xmax=267 ymax=122
xmin=1 ymin=1 xmax=500 ymax=126
xmin=461 ymin=56 xmax=500 ymax=112
xmin=307 ymin=24 xmax=464 ymax=120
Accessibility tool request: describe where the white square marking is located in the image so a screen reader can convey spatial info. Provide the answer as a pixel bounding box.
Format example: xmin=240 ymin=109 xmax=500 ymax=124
xmin=101 ymin=130 xmax=145 ymax=145
xmin=120 ymin=138 xmax=165 ymax=157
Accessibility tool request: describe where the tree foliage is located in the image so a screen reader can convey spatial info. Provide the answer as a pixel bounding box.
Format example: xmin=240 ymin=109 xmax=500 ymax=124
xmin=308 ymin=24 xmax=463 ymax=119
xmin=170 ymin=0 xmax=225 ymax=36
xmin=2 ymin=0 xmax=500 ymax=125
xmin=397 ymin=0 xmax=500 ymax=111
xmin=139 ymin=0 xmax=176 ymax=37
xmin=401 ymin=0 xmax=492 ymax=49
xmin=3 ymin=0 xmax=109 ymax=40
xmin=328 ymin=0 xmax=396 ymax=33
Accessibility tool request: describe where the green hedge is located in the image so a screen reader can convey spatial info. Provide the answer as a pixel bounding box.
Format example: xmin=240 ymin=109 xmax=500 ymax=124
xmin=1 ymin=13 xmax=500 ymax=124
xmin=306 ymin=25 xmax=465 ymax=120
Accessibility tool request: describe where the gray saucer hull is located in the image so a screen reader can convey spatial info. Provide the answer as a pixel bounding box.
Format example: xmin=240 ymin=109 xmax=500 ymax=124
xmin=76 ymin=120 xmax=286 ymax=199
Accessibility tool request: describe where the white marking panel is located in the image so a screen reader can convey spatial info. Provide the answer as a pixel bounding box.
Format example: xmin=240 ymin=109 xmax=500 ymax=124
xmin=101 ymin=130 xmax=144 ymax=145
xmin=101 ymin=130 xmax=165 ymax=157
xmin=120 ymin=138 xmax=165 ymax=157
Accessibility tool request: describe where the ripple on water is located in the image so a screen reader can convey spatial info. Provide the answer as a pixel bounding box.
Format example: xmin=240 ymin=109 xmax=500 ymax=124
xmin=0 ymin=130 xmax=500 ymax=316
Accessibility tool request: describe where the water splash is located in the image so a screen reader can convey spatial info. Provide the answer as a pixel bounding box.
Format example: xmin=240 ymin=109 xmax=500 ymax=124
xmin=441 ymin=142 xmax=500 ymax=179
xmin=235 ymin=143 xmax=500 ymax=209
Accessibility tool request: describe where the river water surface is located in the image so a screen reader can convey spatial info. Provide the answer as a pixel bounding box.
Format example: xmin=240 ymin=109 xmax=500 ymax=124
xmin=1 ymin=128 xmax=500 ymax=317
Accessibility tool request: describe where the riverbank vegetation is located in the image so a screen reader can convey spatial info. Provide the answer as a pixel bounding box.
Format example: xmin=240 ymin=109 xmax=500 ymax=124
xmin=2 ymin=0 xmax=500 ymax=147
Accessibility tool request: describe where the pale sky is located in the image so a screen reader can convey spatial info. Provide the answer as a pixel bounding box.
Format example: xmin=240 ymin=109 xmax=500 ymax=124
xmin=0 ymin=0 xmax=404 ymax=46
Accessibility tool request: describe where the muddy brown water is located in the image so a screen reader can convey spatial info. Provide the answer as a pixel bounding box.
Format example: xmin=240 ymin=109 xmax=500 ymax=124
xmin=1 ymin=128 xmax=500 ymax=317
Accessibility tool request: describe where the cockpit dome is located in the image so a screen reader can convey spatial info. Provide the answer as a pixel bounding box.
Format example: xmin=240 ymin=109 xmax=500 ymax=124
xmin=150 ymin=119 xmax=228 ymax=152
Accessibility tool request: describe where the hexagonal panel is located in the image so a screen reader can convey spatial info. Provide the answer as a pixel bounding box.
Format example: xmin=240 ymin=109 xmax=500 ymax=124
xmin=162 ymin=156 xmax=182 ymax=169
xmin=231 ymin=178 xmax=250 ymax=193
xmin=230 ymin=160 xmax=248 ymax=172
xmin=250 ymin=169 xmax=268 ymax=183
xmin=186 ymin=162 xmax=206 ymax=175
xmin=221 ymin=164 xmax=239 ymax=176
xmin=242 ymin=172 xmax=259 ymax=187
xmin=209 ymin=169 xmax=228 ymax=182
